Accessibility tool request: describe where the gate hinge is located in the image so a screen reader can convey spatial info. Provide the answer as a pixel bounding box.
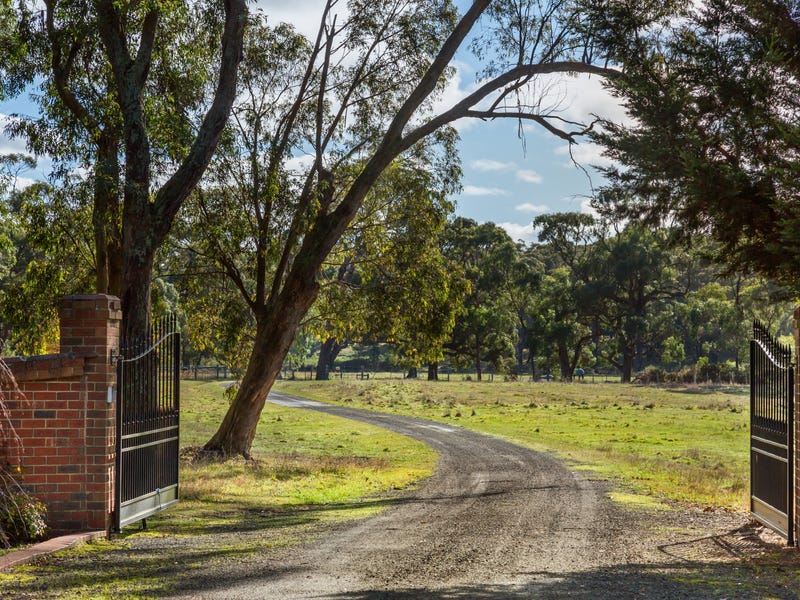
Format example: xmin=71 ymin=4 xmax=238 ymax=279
xmin=110 ymin=348 xmax=123 ymax=365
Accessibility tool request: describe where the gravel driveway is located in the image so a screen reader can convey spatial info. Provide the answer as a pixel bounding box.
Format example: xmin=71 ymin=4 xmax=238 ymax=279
xmin=165 ymin=391 xmax=799 ymax=599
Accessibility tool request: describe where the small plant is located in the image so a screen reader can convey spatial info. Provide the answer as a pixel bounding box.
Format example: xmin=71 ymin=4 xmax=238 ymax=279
xmin=223 ymin=382 xmax=240 ymax=405
xmin=0 ymin=356 xmax=48 ymax=547
xmin=0 ymin=471 xmax=48 ymax=547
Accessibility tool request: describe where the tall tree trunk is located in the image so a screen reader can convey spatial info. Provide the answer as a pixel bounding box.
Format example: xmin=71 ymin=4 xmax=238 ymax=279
xmin=514 ymin=325 xmax=526 ymax=372
xmin=315 ymin=337 xmax=342 ymax=380
xmin=205 ymin=272 xmax=319 ymax=457
xmin=475 ymin=338 xmax=482 ymax=381
xmin=557 ymin=343 xmax=571 ymax=381
xmin=93 ymin=135 xmax=123 ymax=296
xmin=120 ymin=246 xmax=155 ymax=338
xmin=621 ymin=344 xmax=634 ymax=383
xmin=406 ymin=367 xmax=418 ymax=379
xmin=427 ymin=362 xmax=438 ymax=381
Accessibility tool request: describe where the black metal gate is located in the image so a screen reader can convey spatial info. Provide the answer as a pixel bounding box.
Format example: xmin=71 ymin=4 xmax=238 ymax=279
xmin=114 ymin=316 xmax=181 ymax=531
xmin=750 ymin=321 xmax=794 ymax=544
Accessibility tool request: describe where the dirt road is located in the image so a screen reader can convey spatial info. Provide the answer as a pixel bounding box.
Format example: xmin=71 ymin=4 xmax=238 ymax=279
xmin=170 ymin=391 xmax=797 ymax=599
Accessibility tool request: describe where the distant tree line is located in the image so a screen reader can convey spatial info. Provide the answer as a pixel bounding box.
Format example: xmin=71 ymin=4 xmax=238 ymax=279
xmin=136 ymin=206 xmax=800 ymax=385
xmin=290 ymin=214 xmax=795 ymax=384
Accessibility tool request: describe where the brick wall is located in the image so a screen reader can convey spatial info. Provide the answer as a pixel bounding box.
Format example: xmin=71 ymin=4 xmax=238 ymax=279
xmin=4 ymin=295 xmax=121 ymax=534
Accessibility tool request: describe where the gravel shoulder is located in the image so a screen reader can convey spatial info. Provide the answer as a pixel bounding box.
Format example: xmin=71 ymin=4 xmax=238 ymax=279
xmin=163 ymin=391 xmax=799 ymax=600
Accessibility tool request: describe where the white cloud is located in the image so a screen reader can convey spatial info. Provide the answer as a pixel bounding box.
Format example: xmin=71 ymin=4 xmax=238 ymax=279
xmin=255 ymin=0 xmax=329 ymax=40
xmin=580 ymin=197 xmax=600 ymax=218
xmin=462 ymin=185 xmax=509 ymax=197
xmin=11 ymin=175 xmax=37 ymax=191
xmin=516 ymin=169 xmax=543 ymax=184
xmin=555 ymin=141 xmax=615 ymax=169
xmin=498 ymin=222 xmax=537 ymax=244
xmin=515 ymin=202 xmax=548 ymax=213
xmin=284 ymin=153 xmax=315 ymax=174
xmin=469 ymin=159 xmax=516 ymax=171
xmin=0 ymin=114 xmax=30 ymax=156
xmin=558 ymin=73 xmax=630 ymax=126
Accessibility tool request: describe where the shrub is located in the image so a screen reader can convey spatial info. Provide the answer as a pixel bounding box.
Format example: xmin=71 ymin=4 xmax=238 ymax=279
xmin=0 ymin=472 xmax=47 ymax=547
xmin=0 ymin=357 xmax=47 ymax=547
xmin=636 ymin=365 xmax=667 ymax=384
xmin=223 ymin=382 xmax=239 ymax=405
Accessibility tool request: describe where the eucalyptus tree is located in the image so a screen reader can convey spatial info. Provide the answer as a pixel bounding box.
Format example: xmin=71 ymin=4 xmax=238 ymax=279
xmin=440 ymin=218 xmax=517 ymax=379
xmin=0 ymin=157 xmax=27 ymax=349
xmin=186 ymin=0 xmax=622 ymax=457
xmin=533 ymin=266 xmax=593 ymax=378
xmin=6 ymin=0 xmax=247 ymax=334
xmin=1 ymin=180 xmax=96 ymax=354
xmin=0 ymin=154 xmax=95 ymax=353
xmin=580 ymin=225 xmax=682 ymax=382
xmin=482 ymin=240 xmax=543 ymax=375
xmin=310 ymin=160 xmax=465 ymax=380
xmin=532 ymin=213 xmax=597 ymax=378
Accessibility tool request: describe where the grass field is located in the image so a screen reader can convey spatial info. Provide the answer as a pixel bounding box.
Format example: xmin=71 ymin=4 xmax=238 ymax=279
xmin=160 ymin=380 xmax=437 ymax=534
xmin=273 ymin=379 xmax=752 ymax=510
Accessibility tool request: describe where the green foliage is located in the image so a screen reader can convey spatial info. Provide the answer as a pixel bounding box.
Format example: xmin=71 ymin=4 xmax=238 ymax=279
xmin=440 ymin=218 xmax=519 ymax=377
xmin=316 ymin=157 xmax=464 ymax=370
xmin=661 ymin=336 xmax=685 ymax=367
xmin=0 ymin=172 xmax=94 ymax=355
xmin=0 ymin=474 xmax=48 ymax=548
xmin=285 ymin=329 xmax=315 ymax=372
xmin=590 ymin=0 xmax=800 ymax=293
xmin=4 ymin=0 xmax=247 ymax=335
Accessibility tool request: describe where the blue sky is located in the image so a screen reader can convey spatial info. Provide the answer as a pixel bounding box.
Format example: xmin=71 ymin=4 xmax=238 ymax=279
xmin=452 ymin=93 xmax=616 ymax=243
xmin=0 ymin=0 xmax=625 ymax=244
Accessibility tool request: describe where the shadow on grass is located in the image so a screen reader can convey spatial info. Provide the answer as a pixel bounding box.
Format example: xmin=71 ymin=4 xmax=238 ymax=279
xmin=5 ymin=521 xmax=797 ymax=600
xmin=665 ymin=386 xmax=748 ymax=397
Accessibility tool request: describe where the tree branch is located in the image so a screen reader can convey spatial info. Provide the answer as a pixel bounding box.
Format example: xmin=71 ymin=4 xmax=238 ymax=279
xmin=400 ymin=61 xmax=621 ymax=152
xmin=152 ymin=0 xmax=248 ymax=234
xmin=45 ymin=1 xmax=99 ymax=137
xmin=132 ymin=9 xmax=159 ymax=89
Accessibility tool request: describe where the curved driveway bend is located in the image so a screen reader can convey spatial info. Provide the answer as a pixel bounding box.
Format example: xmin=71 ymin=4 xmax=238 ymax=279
xmin=177 ymin=391 xmax=780 ymax=600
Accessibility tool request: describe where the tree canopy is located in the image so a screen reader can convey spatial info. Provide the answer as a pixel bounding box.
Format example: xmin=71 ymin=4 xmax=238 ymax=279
xmin=589 ymin=0 xmax=800 ymax=292
xmin=4 ymin=0 xmax=247 ymax=334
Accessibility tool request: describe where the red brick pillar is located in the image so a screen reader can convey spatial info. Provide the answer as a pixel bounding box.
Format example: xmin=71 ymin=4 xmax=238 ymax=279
xmin=5 ymin=295 xmax=121 ymax=534
xmin=57 ymin=294 xmax=121 ymax=532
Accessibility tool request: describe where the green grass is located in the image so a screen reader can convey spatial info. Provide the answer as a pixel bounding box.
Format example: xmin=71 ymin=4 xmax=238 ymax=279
xmin=274 ymin=379 xmax=751 ymax=510
xmin=0 ymin=380 xmax=436 ymax=599
xmin=176 ymin=381 xmax=435 ymax=519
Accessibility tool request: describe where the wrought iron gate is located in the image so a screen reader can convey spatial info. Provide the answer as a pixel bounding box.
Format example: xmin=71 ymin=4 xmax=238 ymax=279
xmin=115 ymin=316 xmax=181 ymax=531
xmin=750 ymin=321 xmax=794 ymax=544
